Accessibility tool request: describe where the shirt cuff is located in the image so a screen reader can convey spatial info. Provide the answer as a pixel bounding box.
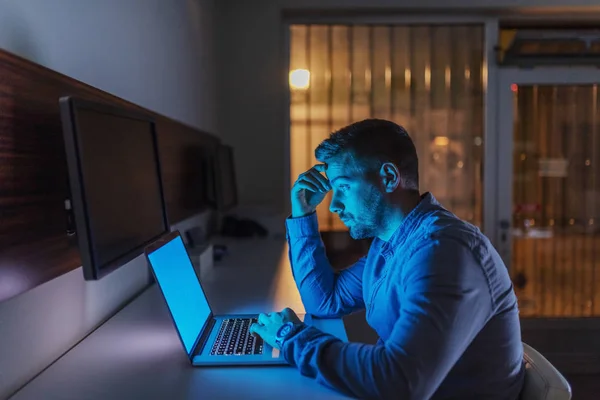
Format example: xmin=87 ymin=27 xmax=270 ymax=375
xmin=281 ymin=324 xmax=337 ymax=367
xmin=285 ymin=212 xmax=320 ymax=238
xmin=280 ymin=322 xmax=308 ymax=349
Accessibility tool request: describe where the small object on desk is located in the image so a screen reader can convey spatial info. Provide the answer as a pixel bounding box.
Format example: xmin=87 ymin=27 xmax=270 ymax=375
xmin=195 ymin=243 xmax=214 ymax=281
xmin=213 ymin=244 xmax=228 ymax=261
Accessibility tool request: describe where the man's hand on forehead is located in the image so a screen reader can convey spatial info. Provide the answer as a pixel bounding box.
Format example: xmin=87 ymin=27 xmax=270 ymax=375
xmin=290 ymin=164 xmax=331 ymax=217
xmin=312 ymin=164 xmax=328 ymax=179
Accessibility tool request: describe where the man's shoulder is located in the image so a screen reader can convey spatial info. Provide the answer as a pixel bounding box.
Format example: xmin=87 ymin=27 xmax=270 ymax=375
xmin=415 ymin=208 xmax=484 ymax=248
xmin=401 ymin=210 xmax=495 ymax=275
xmin=408 ymin=209 xmax=510 ymax=289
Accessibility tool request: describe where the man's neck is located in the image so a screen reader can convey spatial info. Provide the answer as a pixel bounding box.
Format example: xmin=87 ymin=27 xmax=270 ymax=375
xmin=378 ymin=191 xmax=422 ymax=241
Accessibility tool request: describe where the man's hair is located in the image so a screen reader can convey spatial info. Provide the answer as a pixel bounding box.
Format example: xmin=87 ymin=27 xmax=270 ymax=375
xmin=315 ymin=119 xmax=419 ymax=190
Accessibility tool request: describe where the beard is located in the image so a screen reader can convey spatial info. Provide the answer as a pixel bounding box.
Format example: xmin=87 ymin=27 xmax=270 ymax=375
xmin=347 ymin=222 xmax=377 ymax=240
xmin=341 ymin=189 xmax=387 ymax=240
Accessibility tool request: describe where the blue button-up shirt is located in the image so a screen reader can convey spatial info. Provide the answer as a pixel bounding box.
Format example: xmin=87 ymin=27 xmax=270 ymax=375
xmin=282 ymin=193 xmax=525 ymax=399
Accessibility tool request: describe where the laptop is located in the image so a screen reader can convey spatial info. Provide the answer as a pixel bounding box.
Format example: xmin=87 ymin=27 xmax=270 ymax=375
xmin=145 ymin=230 xmax=305 ymax=366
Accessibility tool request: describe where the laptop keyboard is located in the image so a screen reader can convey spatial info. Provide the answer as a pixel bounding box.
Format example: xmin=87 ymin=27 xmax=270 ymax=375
xmin=210 ymin=318 xmax=264 ymax=356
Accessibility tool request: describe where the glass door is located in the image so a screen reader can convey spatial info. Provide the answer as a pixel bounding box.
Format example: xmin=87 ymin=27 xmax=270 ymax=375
xmin=497 ymin=68 xmax=600 ymax=318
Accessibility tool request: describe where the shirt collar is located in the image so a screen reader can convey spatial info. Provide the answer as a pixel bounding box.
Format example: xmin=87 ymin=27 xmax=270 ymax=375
xmin=378 ymin=192 xmax=440 ymax=259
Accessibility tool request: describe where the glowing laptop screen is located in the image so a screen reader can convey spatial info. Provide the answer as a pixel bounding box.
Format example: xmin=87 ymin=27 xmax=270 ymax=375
xmin=147 ymin=235 xmax=211 ymax=354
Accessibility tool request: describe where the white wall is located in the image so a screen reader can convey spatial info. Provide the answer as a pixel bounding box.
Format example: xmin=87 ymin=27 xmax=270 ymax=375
xmin=215 ymin=0 xmax=600 ymax=217
xmin=0 ymin=0 xmax=216 ymax=398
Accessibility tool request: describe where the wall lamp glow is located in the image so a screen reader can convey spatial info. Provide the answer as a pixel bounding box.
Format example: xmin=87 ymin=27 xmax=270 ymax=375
xmin=289 ymin=69 xmax=310 ymax=90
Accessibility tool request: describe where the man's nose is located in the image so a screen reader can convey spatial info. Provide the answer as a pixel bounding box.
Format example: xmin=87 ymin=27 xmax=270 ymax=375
xmin=329 ymin=195 xmax=343 ymax=214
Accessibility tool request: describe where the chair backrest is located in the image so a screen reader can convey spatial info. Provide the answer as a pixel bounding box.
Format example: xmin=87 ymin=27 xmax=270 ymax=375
xmin=521 ymin=343 xmax=571 ymax=400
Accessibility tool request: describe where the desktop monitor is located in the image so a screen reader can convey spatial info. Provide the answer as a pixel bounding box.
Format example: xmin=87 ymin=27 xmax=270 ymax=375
xmin=182 ymin=144 xmax=209 ymax=212
xmin=60 ymin=97 xmax=169 ymax=280
xmin=213 ymin=144 xmax=238 ymax=212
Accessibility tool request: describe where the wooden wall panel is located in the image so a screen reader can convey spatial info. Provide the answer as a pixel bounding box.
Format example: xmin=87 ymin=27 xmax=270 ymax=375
xmin=0 ymin=49 xmax=218 ymax=302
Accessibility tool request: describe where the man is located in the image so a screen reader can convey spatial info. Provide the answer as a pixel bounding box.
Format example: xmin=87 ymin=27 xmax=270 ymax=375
xmin=249 ymin=119 xmax=525 ymax=399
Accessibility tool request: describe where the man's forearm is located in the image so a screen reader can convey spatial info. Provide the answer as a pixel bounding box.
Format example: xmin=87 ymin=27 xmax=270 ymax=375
xmin=282 ymin=326 xmax=404 ymax=399
xmin=286 ymin=213 xmax=365 ymax=317
xmin=287 ymin=226 xmax=347 ymax=317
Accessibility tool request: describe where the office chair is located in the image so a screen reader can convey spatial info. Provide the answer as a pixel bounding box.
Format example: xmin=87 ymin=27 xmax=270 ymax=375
xmin=520 ymin=342 xmax=572 ymax=400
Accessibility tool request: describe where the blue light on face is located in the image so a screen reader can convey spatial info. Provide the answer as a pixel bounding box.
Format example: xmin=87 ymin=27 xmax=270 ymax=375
xmin=147 ymin=236 xmax=211 ymax=355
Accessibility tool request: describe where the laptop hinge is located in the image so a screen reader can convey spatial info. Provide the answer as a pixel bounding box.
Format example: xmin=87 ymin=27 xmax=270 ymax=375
xmin=192 ymin=315 xmax=216 ymax=358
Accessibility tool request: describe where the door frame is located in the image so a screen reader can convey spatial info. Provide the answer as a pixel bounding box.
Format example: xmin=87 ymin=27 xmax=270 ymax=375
xmin=494 ymin=67 xmax=600 ymax=270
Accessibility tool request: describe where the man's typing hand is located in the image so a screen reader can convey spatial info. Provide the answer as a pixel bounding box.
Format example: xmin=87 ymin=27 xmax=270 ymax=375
xmin=249 ymin=308 xmax=302 ymax=349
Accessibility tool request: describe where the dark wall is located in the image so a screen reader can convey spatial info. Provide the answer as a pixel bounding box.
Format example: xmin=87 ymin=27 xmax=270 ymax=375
xmin=0 ymin=49 xmax=219 ymax=302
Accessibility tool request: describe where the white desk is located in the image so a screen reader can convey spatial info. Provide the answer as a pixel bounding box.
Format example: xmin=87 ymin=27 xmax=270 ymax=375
xmin=11 ymin=238 xmax=350 ymax=400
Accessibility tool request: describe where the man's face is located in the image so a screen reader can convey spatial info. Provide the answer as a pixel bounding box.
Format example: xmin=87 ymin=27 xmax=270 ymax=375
xmin=325 ymin=159 xmax=387 ymax=240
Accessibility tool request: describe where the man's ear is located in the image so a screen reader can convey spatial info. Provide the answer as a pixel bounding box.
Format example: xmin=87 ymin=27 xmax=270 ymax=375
xmin=379 ymin=163 xmax=400 ymax=193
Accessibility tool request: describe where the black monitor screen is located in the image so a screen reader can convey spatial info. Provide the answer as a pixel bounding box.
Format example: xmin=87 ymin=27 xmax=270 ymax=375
xmin=216 ymin=145 xmax=237 ymax=211
xmin=61 ymin=97 xmax=168 ymax=280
